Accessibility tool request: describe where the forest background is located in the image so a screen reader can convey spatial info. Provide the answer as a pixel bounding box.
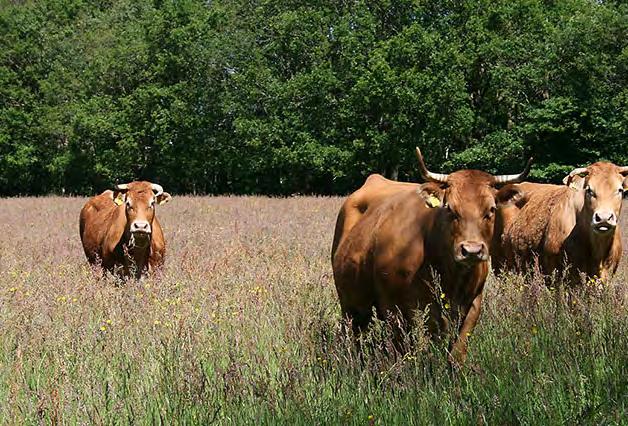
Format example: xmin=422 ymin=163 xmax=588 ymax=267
xmin=1 ymin=0 xmax=626 ymax=196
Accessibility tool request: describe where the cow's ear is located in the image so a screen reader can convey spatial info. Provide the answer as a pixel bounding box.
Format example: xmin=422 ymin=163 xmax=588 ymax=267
xmin=418 ymin=182 xmax=446 ymax=208
xmin=112 ymin=191 xmax=127 ymax=205
xmin=563 ymin=174 xmax=586 ymax=190
xmin=495 ymin=184 xmax=524 ymax=206
xmin=157 ymin=192 xmax=172 ymax=205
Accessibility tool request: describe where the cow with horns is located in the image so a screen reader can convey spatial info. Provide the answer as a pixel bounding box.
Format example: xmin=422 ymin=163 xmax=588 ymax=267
xmin=331 ymin=148 xmax=531 ymax=365
xmin=492 ymin=162 xmax=627 ymax=284
xmin=79 ymin=181 xmax=172 ymax=279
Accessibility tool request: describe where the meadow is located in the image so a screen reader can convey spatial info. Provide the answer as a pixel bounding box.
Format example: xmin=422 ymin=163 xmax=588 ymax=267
xmin=0 ymin=196 xmax=626 ymax=425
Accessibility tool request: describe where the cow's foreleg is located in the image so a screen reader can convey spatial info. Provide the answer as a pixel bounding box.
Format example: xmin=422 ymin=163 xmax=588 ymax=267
xmin=449 ymin=293 xmax=483 ymax=367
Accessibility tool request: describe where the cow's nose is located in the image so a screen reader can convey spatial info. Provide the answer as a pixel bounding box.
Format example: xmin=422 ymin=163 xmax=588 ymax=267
xmin=460 ymin=241 xmax=486 ymax=259
xmin=593 ymin=211 xmax=616 ymax=225
xmin=131 ymin=221 xmax=151 ymax=233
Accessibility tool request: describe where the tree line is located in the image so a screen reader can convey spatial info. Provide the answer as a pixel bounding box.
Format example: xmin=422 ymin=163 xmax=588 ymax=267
xmin=1 ymin=0 xmax=626 ymax=196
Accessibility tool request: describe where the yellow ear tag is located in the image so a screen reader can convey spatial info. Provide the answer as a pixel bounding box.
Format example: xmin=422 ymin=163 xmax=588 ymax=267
xmin=426 ymin=195 xmax=441 ymax=208
xmin=114 ymin=195 xmax=124 ymax=206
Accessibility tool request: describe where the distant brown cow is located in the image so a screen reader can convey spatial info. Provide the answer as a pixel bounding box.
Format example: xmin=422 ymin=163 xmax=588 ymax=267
xmin=492 ymin=162 xmax=627 ymax=284
xmin=80 ymin=181 xmax=172 ymax=279
xmin=332 ymin=148 xmax=531 ymax=365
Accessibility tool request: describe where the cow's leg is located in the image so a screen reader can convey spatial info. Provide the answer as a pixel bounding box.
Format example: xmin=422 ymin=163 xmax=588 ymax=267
xmin=374 ymin=294 xmax=419 ymax=356
xmin=449 ymin=293 xmax=483 ymax=367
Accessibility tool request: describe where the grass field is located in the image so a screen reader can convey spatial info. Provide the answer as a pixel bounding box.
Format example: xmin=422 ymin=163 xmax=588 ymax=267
xmin=0 ymin=196 xmax=626 ymax=425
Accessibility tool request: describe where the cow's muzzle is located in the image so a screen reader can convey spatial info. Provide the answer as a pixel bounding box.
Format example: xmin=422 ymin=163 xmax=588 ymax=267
xmin=456 ymin=241 xmax=488 ymax=264
xmin=130 ymin=220 xmax=152 ymax=234
xmin=592 ymin=211 xmax=617 ymax=233
xmin=129 ymin=221 xmax=152 ymax=248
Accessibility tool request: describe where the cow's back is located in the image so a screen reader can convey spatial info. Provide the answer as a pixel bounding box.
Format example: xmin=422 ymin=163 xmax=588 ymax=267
xmin=331 ymin=174 xmax=419 ymax=260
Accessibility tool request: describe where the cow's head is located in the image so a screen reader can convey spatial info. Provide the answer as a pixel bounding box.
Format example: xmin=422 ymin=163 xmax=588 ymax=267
xmin=564 ymin=162 xmax=628 ymax=235
xmin=112 ymin=181 xmax=172 ymax=247
xmin=416 ymin=148 xmax=531 ymax=265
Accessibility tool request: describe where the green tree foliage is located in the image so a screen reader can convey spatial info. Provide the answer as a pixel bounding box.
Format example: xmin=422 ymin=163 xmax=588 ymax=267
xmin=0 ymin=0 xmax=626 ymax=195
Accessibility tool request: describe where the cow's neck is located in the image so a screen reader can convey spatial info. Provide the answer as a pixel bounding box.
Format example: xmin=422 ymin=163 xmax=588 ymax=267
xmin=427 ymin=228 xmax=487 ymax=306
xmin=122 ymin=231 xmax=152 ymax=275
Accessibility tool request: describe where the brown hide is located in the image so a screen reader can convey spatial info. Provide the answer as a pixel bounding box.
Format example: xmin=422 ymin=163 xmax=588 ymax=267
xmin=332 ymin=164 xmax=526 ymax=366
xmin=331 ymin=174 xmax=419 ymax=261
xmin=493 ymin=162 xmax=626 ymax=283
xmin=79 ymin=181 xmax=171 ymax=279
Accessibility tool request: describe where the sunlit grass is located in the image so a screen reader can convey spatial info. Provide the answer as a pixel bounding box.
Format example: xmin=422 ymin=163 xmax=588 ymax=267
xmin=0 ymin=196 xmax=626 ymax=424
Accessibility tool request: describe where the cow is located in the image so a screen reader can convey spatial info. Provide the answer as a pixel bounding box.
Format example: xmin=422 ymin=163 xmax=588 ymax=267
xmin=80 ymin=181 xmax=172 ymax=279
xmin=331 ymin=148 xmax=531 ymax=366
xmin=492 ymin=162 xmax=627 ymax=284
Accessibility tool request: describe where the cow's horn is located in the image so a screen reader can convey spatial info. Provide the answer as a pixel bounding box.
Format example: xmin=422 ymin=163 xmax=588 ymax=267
xmin=564 ymin=167 xmax=589 ymax=186
xmin=493 ymin=157 xmax=533 ymax=184
xmin=415 ymin=147 xmax=449 ymax=183
xmin=114 ymin=183 xmax=129 ymax=191
xmin=151 ymin=183 xmax=164 ymax=196
xmin=619 ymin=166 xmax=628 ymax=175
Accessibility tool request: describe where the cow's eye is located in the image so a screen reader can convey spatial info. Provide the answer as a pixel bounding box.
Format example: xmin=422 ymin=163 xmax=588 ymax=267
xmin=485 ymin=206 xmax=496 ymax=220
xmin=585 ymin=187 xmax=595 ymax=198
xmin=445 ymin=204 xmax=459 ymax=221
xmin=149 ymin=200 xmax=155 ymax=208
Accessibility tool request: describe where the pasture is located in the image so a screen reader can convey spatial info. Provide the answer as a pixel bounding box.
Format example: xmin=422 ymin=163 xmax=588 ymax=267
xmin=0 ymin=196 xmax=626 ymax=424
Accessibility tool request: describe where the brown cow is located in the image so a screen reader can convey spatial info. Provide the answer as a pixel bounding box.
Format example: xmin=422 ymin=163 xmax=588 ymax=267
xmin=332 ymin=148 xmax=530 ymax=365
xmin=80 ymin=181 xmax=172 ymax=279
xmin=492 ymin=162 xmax=627 ymax=284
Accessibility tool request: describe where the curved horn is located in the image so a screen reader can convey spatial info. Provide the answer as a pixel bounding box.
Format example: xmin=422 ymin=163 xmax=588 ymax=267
xmin=619 ymin=166 xmax=628 ymax=176
xmin=151 ymin=183 xmax=164 ymax=196
xmin=564 ymin=167 xmax=589 ymax=186
xmin=415 ymin=147 xmax=449 ymax=183
xmin=114 ymin=183 xmax=129 ymax=191
xmin=493 ymin=157 xmax=533 ymax=185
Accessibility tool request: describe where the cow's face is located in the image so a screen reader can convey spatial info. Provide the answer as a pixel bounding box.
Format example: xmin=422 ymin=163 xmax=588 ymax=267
xmin=113 ymin=181 xmax=171 ymax=246
xmin=566 ymin=163 xmax=628 ymax=235
xmin=421 ymin=173 xmax=523 ymax=265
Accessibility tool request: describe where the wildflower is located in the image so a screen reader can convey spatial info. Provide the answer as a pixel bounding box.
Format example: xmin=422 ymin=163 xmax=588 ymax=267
xmin=105 ymin=319 xmax=112 ymax=325
xmin=154 ymin=320 xmax=161 ymax=325
xmin=466 ymin=332 xmax=472 ymax=337
xmin=100 ymin=326 xmax=106 ymax=332
xmin=440 ymin=293 xmax=446 ymax=299
xmin=531 ymin=326 xmax=538 ymax=335
xmin=9 ymin=287 xmax=17 ymax=293
xmin=368 ymin=415 xmax=374 ymax=420
xmin=72 ymin=298 xmax=77 ymax=303
xmin=444 ymin=303 xmax=450 ymax=310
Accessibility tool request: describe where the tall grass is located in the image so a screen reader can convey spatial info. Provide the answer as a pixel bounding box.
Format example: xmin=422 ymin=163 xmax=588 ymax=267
xmin=0 ymin=196 xmax=626 ymax=424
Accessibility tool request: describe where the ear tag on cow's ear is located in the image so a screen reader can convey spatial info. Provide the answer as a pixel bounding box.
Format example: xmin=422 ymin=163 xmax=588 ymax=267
xmin=114 ymin=195 xmax=124 ymax=206
xmin=426 ymin=194 xmax=441 ymax=208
